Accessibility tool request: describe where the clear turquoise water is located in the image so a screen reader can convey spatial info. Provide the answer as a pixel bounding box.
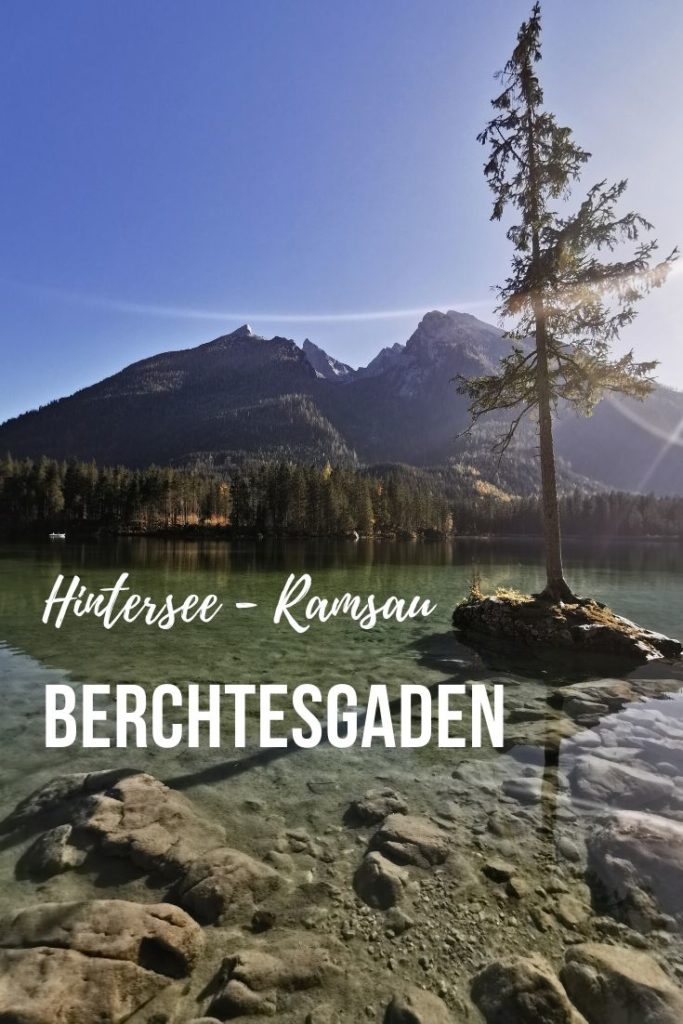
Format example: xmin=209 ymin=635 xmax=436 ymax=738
xmin=2 ymin=537 xmax=681 ymax=687
xmin=0 ymin=536 xmax=681 ymax=820
xmin=0 ymin=536 xmax=682 ymax=946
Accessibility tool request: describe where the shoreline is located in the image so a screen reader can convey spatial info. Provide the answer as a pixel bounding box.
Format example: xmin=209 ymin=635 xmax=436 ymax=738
xmin=1 ymin=528 xmax=682 ymax=544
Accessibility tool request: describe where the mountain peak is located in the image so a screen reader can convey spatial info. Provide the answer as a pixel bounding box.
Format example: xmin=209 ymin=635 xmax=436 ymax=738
xmin=230 ymin=323 xmax=256 ymax=339
xmin=1 ymin=310 xmax=681 ymax=494
xmin=405 ymin=309 xmax=503 ymax=357
xmin=302 ymin=338 xmax=355 ymax=380
xmin=358 ymin=342 xmax=405 ymax=378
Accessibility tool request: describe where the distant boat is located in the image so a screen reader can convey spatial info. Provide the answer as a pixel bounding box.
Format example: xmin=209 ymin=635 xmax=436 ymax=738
xmin=49 ymin=532 xmax=66 ymax=540
xmin=352 ymin=530 xmax=359 ymax=542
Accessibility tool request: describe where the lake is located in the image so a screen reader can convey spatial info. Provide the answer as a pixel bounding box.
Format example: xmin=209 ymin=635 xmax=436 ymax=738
xmin=1 ymin=534 xmax=682 ymax=788
xmin=1 ymin=537 xmax=683 ymax=1017
xmin=3 ymin=535 xmax=683 ymax=684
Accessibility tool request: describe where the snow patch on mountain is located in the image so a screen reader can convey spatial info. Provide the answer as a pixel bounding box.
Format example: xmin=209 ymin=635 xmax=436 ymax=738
xmin=302 ymin=339 xmax=355 ymax=380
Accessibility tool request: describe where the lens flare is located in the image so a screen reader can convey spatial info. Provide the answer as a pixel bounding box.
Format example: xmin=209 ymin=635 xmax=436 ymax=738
xmin=604 ymin=393 xmax=683 ymax=493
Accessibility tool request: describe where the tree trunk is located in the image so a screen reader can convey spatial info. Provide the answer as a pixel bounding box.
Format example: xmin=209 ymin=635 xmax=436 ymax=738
xmin=525 ymin=101 xmax=576 ymax=605
xmin=535 ymin=315 xmax=576 ymax=603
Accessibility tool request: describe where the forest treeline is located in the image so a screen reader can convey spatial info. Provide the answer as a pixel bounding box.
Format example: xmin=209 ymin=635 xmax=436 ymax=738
xmin=0 ymin=454 xmax=681 ymax=539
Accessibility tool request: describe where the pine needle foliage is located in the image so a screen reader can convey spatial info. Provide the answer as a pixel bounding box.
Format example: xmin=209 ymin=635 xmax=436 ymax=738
xmin=458 ymin=2 xmax=677 ymax=600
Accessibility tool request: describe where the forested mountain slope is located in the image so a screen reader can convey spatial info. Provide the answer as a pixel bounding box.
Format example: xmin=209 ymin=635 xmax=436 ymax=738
xmin=1 ymin=311 xmax=681 ymax=494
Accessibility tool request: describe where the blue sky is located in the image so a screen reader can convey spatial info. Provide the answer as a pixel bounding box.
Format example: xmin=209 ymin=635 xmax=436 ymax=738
xmin=1 ymin=0 xmax=681 ymax=422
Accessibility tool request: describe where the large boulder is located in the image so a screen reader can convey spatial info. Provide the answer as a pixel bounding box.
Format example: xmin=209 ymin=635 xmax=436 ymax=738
xmin=0 ymin=947 xmax=169 ymax=1024
xmin=82 ymin=772 xmax=226 ymax=876
xmin=8 ymin=770 xmax=225 ymax=881
xmin=0 ymin=897 xmax=202 ymax=1022
xmin=370 ymin=814 xmax=449 ymax=868
xmin=587 ymin=810 xmax=683 ymax=928
xmin=471 ymin=955 xmax=587 ymax=1024
xmin=0 ymin=899 xmax=203 ymax=977
xmin=561 ymin=943 xmax=683 ymax=1024
xmin=571 ymin=757 xmax=674 ymax=811
xmin=209 ymin=942 xmax=333 ymax=1019
xmin=176 ymin=847 xmax=280 ymax=925
xmin=7 ymin=771 xmax=281 ymax=927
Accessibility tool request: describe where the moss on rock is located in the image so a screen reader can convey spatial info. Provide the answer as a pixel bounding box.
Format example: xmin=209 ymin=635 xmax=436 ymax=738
xmin=452 ymin=592 xmax=681 ymax=664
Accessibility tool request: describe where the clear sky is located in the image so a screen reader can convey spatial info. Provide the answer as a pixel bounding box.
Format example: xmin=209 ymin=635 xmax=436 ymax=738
xmin=0 ymin=0 xmax=681 ymax=422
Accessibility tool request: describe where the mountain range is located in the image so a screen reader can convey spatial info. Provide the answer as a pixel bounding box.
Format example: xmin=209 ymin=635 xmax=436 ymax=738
xmin=1 ymin=309 xmax=682 ymax=495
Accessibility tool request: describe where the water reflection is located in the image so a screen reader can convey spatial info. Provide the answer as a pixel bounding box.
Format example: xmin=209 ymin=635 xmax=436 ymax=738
xmin=5 ymin=535 xmax=683 ymax=573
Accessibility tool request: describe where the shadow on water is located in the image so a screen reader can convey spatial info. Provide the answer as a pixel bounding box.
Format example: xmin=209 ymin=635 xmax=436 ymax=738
xmin=162 ymin=630 xmax=501 ymax=793
xmin=171 ymin=626 xmax=632 ymax=830
xmin=166 ymin=668 xmax=475 ymax=791
xmin=410 ymin=628 xmax=683 ymax=846
xmin=409 ymin=629 xmax=573 ymax=839
xmin=411 ymin=628 xmax=660 ymax=686
xmin=0 ymin=666 xmax=475 ymax=853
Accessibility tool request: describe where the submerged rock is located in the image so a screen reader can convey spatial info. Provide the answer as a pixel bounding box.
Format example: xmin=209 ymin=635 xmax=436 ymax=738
xmin=0 ymin=898 xmax=203 ymax=977
xmin=471 ymin=955 xmax=587 ymax=1024
xmin=587 ymin=810 xmax=683 ymax=929
xmin=83 ymin=771 xmax=226 ymax=876
xmin=0 ymin=947 xmax=169 ymax=1024
xmin=554 ymin=895 xmax=588 ymax=930
xmin=0 ymin=898 xmax=201 ymax=1023
xmin=3 ymin=768 xmax=139 ymax=829
xmin=345 ymin=787 xmax=408 ymax=826
xmin=209 ymin=942 xmax=333 ymax=1019
xmin=502 ymin=777 xmax=543 ymax=805
xmin=506 ymin=876 xmax=529 ymax=900
xmin=370 ymin=814 xmax=449 ymax=868
xmin=18 ymin=822 xmax=87 ymax=878
xmin=8 ymin=770 xmax=281 ymax=926
xmin=571 ymin=757 xmax=674 ymax=811
xmin=550 ymin=680 xmax=636 ymax=716
xmin=561 ymin=943 xmax=683 ymax=1024
xmin=176 ymin=846 xmax=280 ymax=924
xmin=353 ymin=851 xmax=407 ymax=909
xmin=482 ymin=858 xmax=516 ymax=883
xmin=384 ymin=906 xmax=414 ymax=935
xmin=384 ymin=985 xmax=453 ymax=1023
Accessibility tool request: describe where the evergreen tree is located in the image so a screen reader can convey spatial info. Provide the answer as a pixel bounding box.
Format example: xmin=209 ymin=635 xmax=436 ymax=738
xmin=2 ymin=449 xmax=682 ymax=542
xmin=458 ymin=3 xmax=676 ymax=601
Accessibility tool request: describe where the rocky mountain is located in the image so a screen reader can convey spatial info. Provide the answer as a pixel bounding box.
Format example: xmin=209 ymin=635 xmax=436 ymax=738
xmin=0 ymin=323 xmax=351 ymax=467
xmin=302 ymin=339 xmax=355 ymax=380
xmin=357 ymin=342 xmax=405 ymax=378
xmin=1 ymin=310 xmax=682 ymax=494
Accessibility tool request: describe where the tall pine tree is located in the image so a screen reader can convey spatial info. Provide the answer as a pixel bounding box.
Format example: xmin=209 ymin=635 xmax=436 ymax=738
xmin=459 ymin=2 xmax=676 ymax=601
